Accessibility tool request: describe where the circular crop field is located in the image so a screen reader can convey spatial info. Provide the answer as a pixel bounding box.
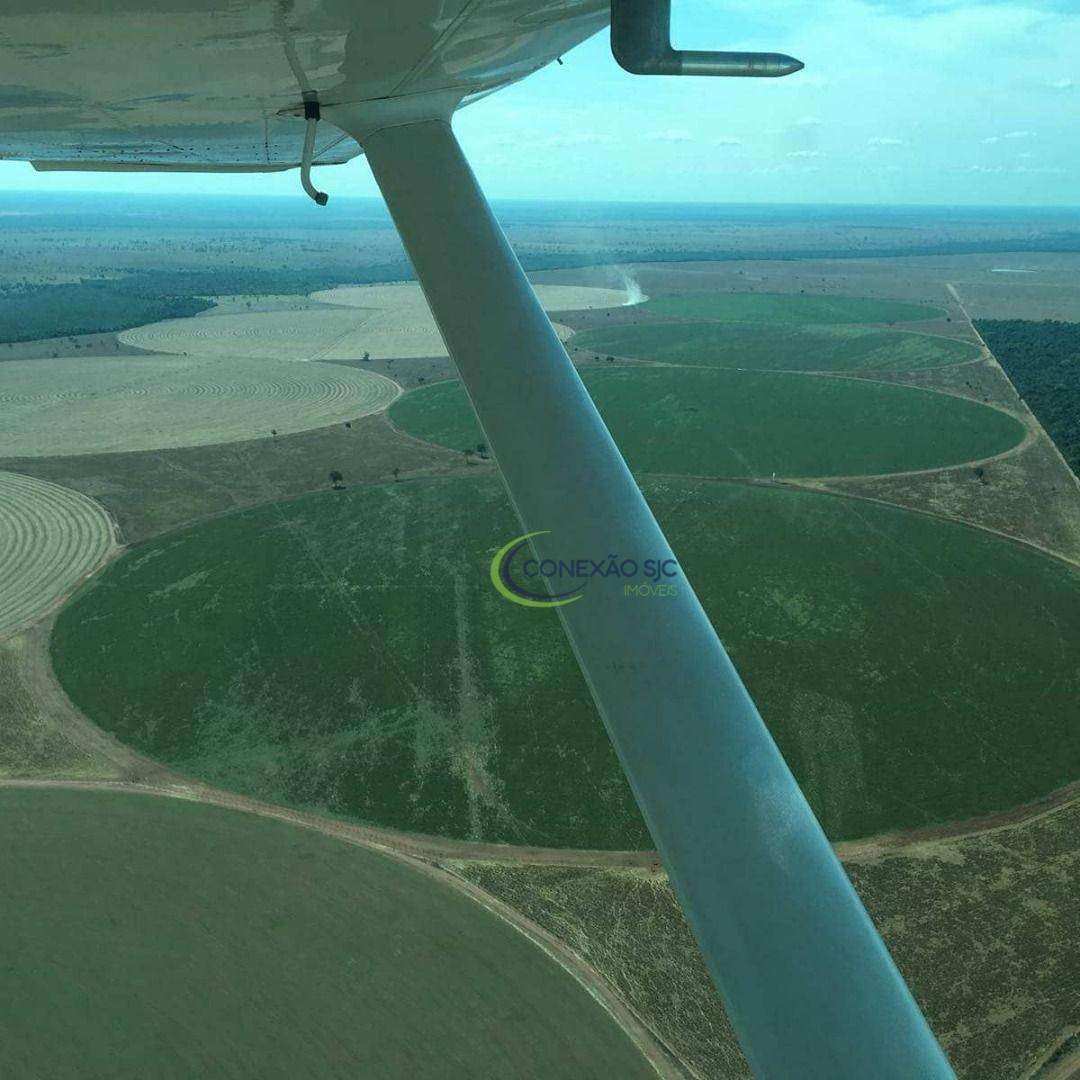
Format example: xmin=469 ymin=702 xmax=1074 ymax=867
xmin=0 ymin=355 xmax=399 ymax=456
xmin=120 ymin=308 xmax=369 ymax=360
xmin=0 ymin=788 xmax=654 ymax=1079
xmin=52 ymin=476 xmax=1080 ymax=848
xmin=390 ymin=367 xmax=1024 ymax=479
xmin=121 ymin=282 xmax=624 ymax=363
xmin=0 ymin=471 xmax=113 ymax=636
xmin=571 ymin=322 xmax=979 ymax=372
xmin=641 ymin=292 xmax=945 ymax=324
xmin=311 ymin=281 xmax=630 ymax=313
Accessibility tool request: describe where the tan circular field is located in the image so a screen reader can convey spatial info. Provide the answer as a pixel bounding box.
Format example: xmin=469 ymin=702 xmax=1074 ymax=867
xmin=0 ymin=471 xmax=113 ymax=636
xmin=121 ymin=282 xmax=628 ymax=362
xmin=120 ymin=308 xmax=368 ymax=361
xmin=0 ymin=355 xmax=399 ymax=457
xmin=311 ymin=282 xmax=632 ymax=313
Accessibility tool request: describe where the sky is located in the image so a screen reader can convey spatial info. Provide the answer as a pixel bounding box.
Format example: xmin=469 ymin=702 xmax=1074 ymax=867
xmin=0 ymin=0 xmax=1077 ymax=205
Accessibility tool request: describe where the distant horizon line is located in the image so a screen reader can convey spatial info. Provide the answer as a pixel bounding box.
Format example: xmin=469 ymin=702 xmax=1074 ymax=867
xmin=1 ymin=189 xmax=1079 ymax=212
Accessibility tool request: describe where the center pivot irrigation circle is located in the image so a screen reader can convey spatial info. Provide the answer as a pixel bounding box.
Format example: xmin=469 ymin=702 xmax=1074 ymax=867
xmin=0 ymin=471 xmax=114 ymax=636
xmin=0 ymin=356 xmax=400 ymax=457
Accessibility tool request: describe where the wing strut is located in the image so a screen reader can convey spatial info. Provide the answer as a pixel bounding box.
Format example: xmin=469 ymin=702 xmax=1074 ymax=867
xmin=335 ymin=110 xmax=954 ymax=1080
xmin=300 ymin=96 xmax=329 ymax=206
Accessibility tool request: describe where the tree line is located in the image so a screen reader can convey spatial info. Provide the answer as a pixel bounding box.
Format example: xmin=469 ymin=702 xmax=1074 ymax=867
xmin=977 ymin=319 xmax=1080 ymax=475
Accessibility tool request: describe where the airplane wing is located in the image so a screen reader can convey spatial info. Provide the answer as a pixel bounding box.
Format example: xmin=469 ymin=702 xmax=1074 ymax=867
xmin=0 ymin=0 xmax=606 ymax=171
xmin=0 ymin=4 xmax=955 ymax=1078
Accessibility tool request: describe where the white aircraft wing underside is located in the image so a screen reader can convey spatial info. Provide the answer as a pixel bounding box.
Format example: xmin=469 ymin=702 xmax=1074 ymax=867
xmin=0 ymin=0 xmax=607 ymax=171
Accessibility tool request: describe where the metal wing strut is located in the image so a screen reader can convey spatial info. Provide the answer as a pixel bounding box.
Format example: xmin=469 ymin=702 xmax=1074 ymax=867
xmin=323 ymin=106 xmax=956 ymax=1080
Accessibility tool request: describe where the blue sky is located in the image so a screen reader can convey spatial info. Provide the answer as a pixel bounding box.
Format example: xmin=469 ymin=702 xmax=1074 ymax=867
xmin=1 ymin=0 xmax=1077 ymax=204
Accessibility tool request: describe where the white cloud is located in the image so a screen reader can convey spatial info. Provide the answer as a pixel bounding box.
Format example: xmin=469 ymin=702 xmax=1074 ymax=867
xmin=795 ymin=116 xmax=823 ymax=127
xmin=788 ymin=149 xmax=823 ymax=158
xmin=983 ymin=130 xmax=1036 ymax=144
xmin=644 ymin=129 xmax=693 ymax=143
xmin=539 ymin=133 xmax=604 ymax=149
xmin=967 ymin=163 xmax=1064 ymax=175
xmin=867 ymin=136 xmax=905 ymax=147
xmin=712 ymin=136 xmax=743 ymax=147
xmin=1051 ymin=77 xmax=1073 ymax=89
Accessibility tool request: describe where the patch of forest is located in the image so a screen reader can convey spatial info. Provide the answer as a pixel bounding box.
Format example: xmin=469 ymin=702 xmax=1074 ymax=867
xmin=0 ymin=267 xmax=402 ymax=343
xmin=978 ymin=319 xmax=1080 ymax=474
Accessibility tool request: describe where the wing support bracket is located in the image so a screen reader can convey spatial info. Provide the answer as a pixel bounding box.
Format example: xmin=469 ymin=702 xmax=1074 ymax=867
xmin=301 ymin=95 xmax=329 ymax=206
xmin=611 ymin=0 xmax=803 ymax=76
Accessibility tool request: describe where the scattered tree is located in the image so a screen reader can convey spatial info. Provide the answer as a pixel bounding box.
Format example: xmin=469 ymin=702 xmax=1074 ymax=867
xmin=476 ymin=442 xmax=488 ymax=459
xmin=392 ymin=466 xmax=400 ymax=482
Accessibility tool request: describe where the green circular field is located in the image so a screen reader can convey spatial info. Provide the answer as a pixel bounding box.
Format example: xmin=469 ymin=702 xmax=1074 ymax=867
xmin=52 ymin=477 xmax=1080 ymax=848
xmin=0 ymin=471 xmax=113 ymax=636
xmin=571 ymin=322 xmax=978 ymax=372
xmin=390 ymin=368 xmax=1024 ymax=478
xmin=0 ymin=355 xmax=399 ymax=456
xmin=0 ymin=788 xmax=653 ymax=1079
xmin=641 ymin=292 xmax=944 ymax=324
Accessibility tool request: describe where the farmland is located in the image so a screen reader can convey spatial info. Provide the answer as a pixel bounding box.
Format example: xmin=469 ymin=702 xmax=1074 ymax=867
xmin=0 ymin=355 xmax=399 ymax=457
xmin=52 ymin=475 xmax=1080 ymax=848
xmin=570 ymin=322 xmax=978 ymax=372
xmin=121 ymin=283 xmax=624 ymax=363
xmin=0 ymin=787 xmax=655 ymax=1080
xmin=0 ymin=471 xmax=113 ymax=636
xmin=391 ymin=367 xmax=1025 ymax=479
xmin=641 ymin=292 xmax=945 ymax=324
xmin=2 ymin=197 xmax=1079 ymax=1080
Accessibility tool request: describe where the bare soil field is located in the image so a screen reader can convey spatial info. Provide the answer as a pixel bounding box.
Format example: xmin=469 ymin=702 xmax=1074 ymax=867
xmin=0 ymin=354 xmax=399 ymax=456
xmin=121 ymin=283 xmax=626 ymax=364
xmin=0 ymin=471 xmax=114 ymax=637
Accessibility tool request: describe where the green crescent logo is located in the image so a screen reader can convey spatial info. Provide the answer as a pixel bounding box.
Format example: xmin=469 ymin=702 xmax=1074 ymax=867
xmin=490 ymin=531 xmax=584 ymax=609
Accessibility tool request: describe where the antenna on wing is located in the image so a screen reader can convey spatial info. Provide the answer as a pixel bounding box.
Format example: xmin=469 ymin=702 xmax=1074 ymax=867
xmin=611 ymin=0 xmax=803 ymax=77
xmin=301 ymin=94 xmax=329 ymax=206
